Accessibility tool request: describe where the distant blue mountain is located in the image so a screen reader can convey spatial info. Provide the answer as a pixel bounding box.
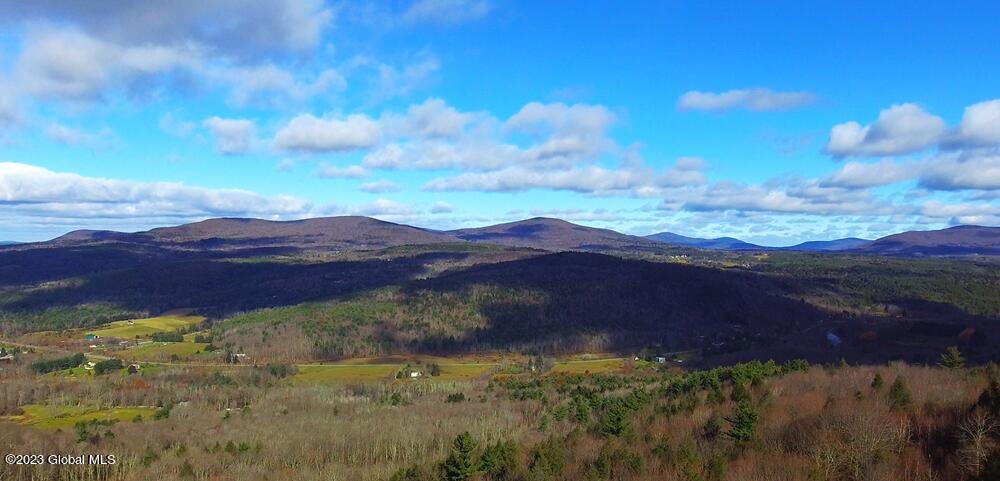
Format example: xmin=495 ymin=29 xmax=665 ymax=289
xmin=779 ymin=238 xmax=872 ymax=252
xmin=0 ymin=241 xmax=20 ymax=246
xmin=644 ymin=232 xmax=765 ymax=250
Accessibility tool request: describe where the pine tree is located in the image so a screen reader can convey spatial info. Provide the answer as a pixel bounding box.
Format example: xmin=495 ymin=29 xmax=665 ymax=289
xmin=940 ymin=345 xmax=965 ymax=369
xmin=871 ymin=372 xmax=884 ymax=391
xmin=724 ymin=401 xmax=758 ymax=442
xmin=888 ymin=376 xmax=913 ymax=410
xmin=442 ymin=432 xmax=478 ymax=481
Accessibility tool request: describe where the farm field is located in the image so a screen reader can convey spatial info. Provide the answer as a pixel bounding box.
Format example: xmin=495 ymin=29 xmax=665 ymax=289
xmin=6 ymin=404 xmax=157 ymax=430
xmin=113 ymin=341 xmax=210 ymax=361
xmin=85 ymin=314 xmax=205 ymax=339
xmin=549 ymin=357 xmax=628 ymax=374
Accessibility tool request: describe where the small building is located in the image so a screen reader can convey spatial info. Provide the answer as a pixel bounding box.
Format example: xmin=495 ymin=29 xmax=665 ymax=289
xmin=653 ymin=356 xmax=668 ymax=364
xmin=85 ymin=334 xmax=98 ymax=341
xmin=0 ymin=354 xmax=14 ymax=362
xmin=409 ymin=371 xmax=422 ymax=378
xmin=83 ymin=361 xmax=96 ymax=370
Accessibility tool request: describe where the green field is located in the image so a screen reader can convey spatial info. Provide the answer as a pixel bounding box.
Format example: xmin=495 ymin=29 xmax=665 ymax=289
xmin=550 ymin=357 xmax=626 ymax=374
xmin=292 ymin=364 xmax=401 ymax=384
xmin=8 ymin=404 xmax=158 ymax=429
xmin=116 ymin=341 xmax=209 ymax=361
xmin=86 ymin=314 xmax=205 ymax=339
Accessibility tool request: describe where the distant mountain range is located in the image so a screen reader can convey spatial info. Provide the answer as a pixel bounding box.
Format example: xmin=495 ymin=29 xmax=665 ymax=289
xmin=5 ymin=217 xmax=999 ymax=257
xmin=643 ymin=233 xmax=872 ymax=252
xmin=0 ymin=241 xmax=19 ymax=246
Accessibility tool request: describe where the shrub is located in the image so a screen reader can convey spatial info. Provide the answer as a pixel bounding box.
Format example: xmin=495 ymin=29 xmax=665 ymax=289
xmin=887 ymin=376 xmax=913 ymax=410
xmin=940 ymin=345 xmax=965 ymax=369
xmin=871 ymin=372 xmax=884 ymax=391
xmin=446 ymin=393 xmax=466 ymax=403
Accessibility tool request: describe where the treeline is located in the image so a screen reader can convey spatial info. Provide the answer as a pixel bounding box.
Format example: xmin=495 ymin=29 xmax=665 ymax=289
xmin=30 ymin=353 xmax=84 ymax=374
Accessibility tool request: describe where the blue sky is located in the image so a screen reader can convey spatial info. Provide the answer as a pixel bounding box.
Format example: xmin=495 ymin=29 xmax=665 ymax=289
xmin=1 ymin=0 xmax=998 ymax=245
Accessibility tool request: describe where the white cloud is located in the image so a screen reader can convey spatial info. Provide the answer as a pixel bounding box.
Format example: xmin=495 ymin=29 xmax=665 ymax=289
xmin=430 ymin=201 xmax=453 ymax=213
xmin=402 ymin=0 xmax=491 ymax=26
xmin=951 ymin=99 xmax=1000 ymax=147
xmin=423 ymin=158 xmax=704 ymax=196
xmin=918 ymin=151 xmax=1000 ymax=191
xmin=677 ymin=88 xmax=816 ymax=112
xmin=344 ymin=198 xmax=416 ymax=216
xmin=0 ymin=90 xmax=21 ymax=131
xmin=15 ymin=27 xmax=199 ymax=103
xmin=359 ymin=180 xmax=402 ymax=193
xmin=389 ymin=98 xmax=474 ymax=138
xmin=821 ymin=159 xmax=913 ymax=188
xmin=0 ymin=162 xmax=311 ymax=221
xmin=824 ymin=103 xmax=945 ymax=157
xmin=43 ymin=123 xmax=115 ymax=148
xmin=213 ymin=65 xmax=346 ymax=106
xmin=1 ymin=0 xmax=333 ymax=57
xmin=273 ymin=113 xmax=382 ymax=153
xmin=315 ymin=164 xmax=370 ymax=179
xmin=202 ymin=116 xmax=255 ymax=155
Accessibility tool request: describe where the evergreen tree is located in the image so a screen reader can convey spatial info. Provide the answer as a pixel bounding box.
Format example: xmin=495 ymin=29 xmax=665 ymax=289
xmin=573 ymin=397 xmax=591 ymax=424
xmin=442 ymin=432 xmax=478 ymax=481
xmin=940 ymin=345 xmax=965 ymax=369
xmin=724 ymin=401 xmax=758 ymax=442
xmin=871 ymin=372 xmax=884 ymax=391
xmin=887 ymin=376 xmax=913 ymax=410
xmin=600 ymin=402 xmax=632 ymax=437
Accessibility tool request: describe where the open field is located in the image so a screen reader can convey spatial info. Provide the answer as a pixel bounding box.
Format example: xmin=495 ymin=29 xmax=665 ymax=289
xmin=113 ymin=341 xmax=210 ymax=361
xmin=86 ymin=314 xmax=204 ymax=339
xmin=6 ymin=404 xmax=157 ymax=430
xmin=549 ymin=357 xmax=627 ymax=374
xmin=291 ymin=364 xmax=402 ymax=384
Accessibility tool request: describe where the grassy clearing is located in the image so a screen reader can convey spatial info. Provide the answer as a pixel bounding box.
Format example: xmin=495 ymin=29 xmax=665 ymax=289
xmin=86 ymin=314 xmax=204 ymax=339
xmin=549 ymin=357 xmax=625 ymax=374
xmin=291 ymin=364 xmax=401 ymax=385
xmin=115 ymin=342 xmax=209 ymax=361
xmin=433 ymin=363 xmax=497 ymax=381
xmin=8 ymin=404 xmax=157 ymax=429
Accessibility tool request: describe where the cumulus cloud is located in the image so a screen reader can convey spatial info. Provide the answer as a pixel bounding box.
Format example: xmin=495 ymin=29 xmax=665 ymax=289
xmin=949 ymin=99 xmax=1000 ymax=147
xmin=918 ymin=150 xmax=1000 ymax=191
xmin=273 ymin=114 xmax=382 ymax=153
xmin=678 ymin=180 xmax=900 ymax=217
xmin=359 ymin=180 xmax=402 ymax=193
xmin=0 ymin=162 xmax=311 ymax=221
xmin=402 ymin=0 xmax=492 ymax=26
xmin=387 ymin=98 xmax=475 ymax=138
xmin=824 ymin=103 xmax=946 ymax=157
xmin=821 ymin=159 xmax=913 ymax=188
xmin=677 ymin=88 xmax=816 ymax=112
xmin=315 ymin=164 xmax=370 ymax=179
xmin=15 ymin=27 xmax=199 ymax=103
xmin=203 ymin=117 xmax=255 ymax=155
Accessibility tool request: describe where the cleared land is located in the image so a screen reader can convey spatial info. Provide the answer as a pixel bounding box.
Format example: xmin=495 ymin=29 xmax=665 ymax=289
xmin=114 ymin=341 xmax=210 ymax=361
xmin=7 ymin=404 xmax=157 ymax=429
xmin=549 ymin=357 xmax=627 ymax=374
xmin=85 ymin=315 xmax=204 ymax=339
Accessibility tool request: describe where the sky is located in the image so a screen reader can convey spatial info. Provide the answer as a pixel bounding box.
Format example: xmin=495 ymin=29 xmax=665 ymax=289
xmin=1 ymin=0 xmax=999 ymax=245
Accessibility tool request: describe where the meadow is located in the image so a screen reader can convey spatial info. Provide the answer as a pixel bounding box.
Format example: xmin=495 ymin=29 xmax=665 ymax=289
xmin=86 ymin=314 xmax=205 ymax=339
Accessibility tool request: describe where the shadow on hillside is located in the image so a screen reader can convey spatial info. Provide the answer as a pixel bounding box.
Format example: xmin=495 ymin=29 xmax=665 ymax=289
xmin=6 ymin=251 xmax=470 ymax=318
xmin=402 ymin=251 xmax=828 ymax=354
